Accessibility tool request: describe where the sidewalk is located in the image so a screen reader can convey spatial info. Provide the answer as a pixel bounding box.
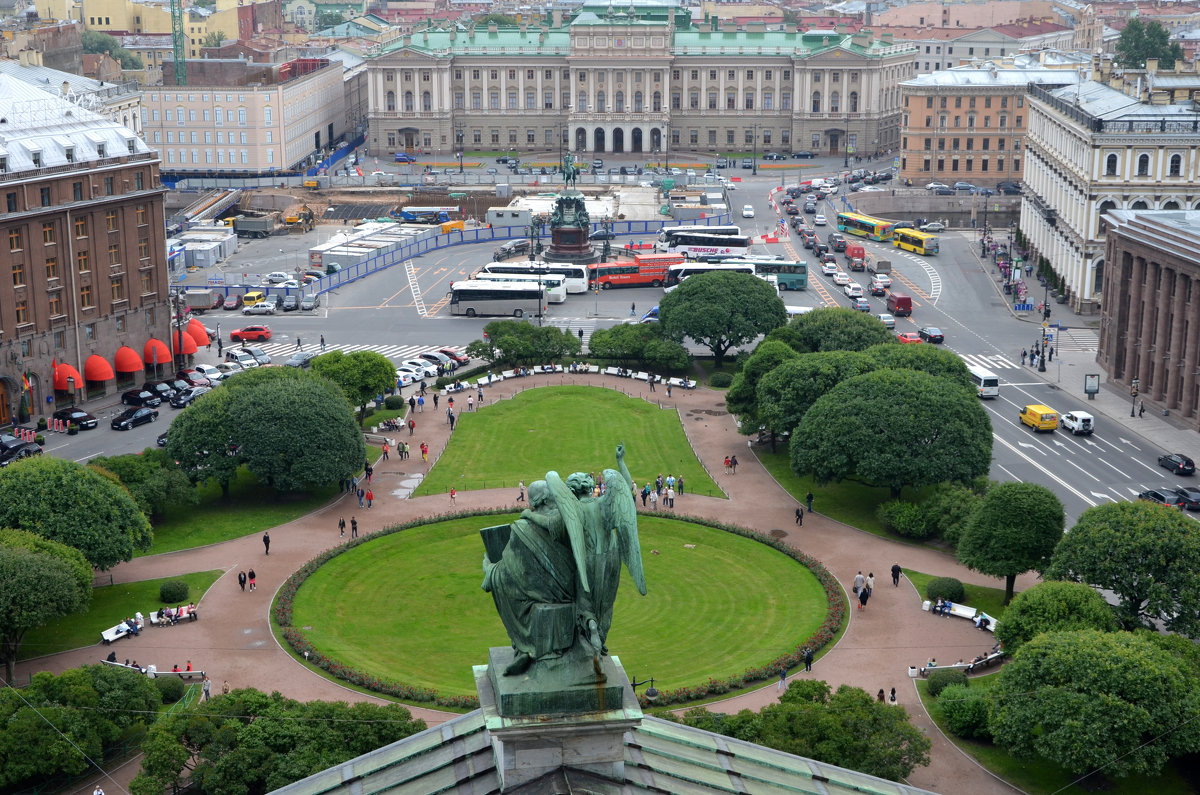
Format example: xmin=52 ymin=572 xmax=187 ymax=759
xmin=26 ymin=374 xmax=1021 ymax=795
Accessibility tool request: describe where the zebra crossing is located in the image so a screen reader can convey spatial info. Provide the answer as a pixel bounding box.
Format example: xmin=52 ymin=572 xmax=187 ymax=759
xmin=243 ymin=341 xmax=438 ymax=363
xmin=959 ymin=353 xmax=1020 ymax=371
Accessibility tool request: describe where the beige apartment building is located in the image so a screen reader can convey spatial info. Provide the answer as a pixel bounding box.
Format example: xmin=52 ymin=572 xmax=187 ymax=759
xmin=140 ymin=57 xmax=346 ymax=174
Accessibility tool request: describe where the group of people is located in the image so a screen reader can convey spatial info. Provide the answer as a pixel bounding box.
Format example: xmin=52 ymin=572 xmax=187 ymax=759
xmin=852 ymin=571 xmax=875 ymax=610
xmin=156 ymin=604 xmax=196 ymax=624
xmin=237 ymin=570 xmax=257 ymax=592
xmin=636 ymin=473 xmax=682 ymax=510
xmin=338 ymin=516 xmax=360 ymax=539
xmin=723 ymin=455 xmax=739 ymax=474
xmin=122 ymin=614 xmax=144 ymax=636
xmin=1019 ymin=342 xmax=1054 ymax=368
xmin=931 ymin=596 xmax=955 ymax=616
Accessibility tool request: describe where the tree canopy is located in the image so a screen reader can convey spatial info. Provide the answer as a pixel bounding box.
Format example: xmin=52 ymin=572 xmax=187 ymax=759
xmin=994 ymin=581 xmax=1117 ymax=654
xmin=724 ymin=339 xmax=802 ymax=425
xmin=164 ymin=385 xmax=241 ymax=497
xmin=989 ymin=630 xmax=1200 ymax=778
xmin=585 ymin=323 xmax=689 ymax=371
xmin=132 ymin=689 xmax=426 ymax=795
xmin=790 ymin=369 xmax=992 ymax=496
xmin=0 ymin=456 xmax=152 ymax=569
xmin=659 ymin=271 xmax=786 ymax=367
xmin=311 ymin=349 xmax=399 ymax=420
xmin=464 ymin=320 xmax=581 ymax=366
xmin=766 ymin=307 xmax=894 ymax=353
xmin=89 ymin=448 xmax=197 ymax=522
xmin=1047 ymin=501 xmax=1200 ymax=636
xmin=957 ymin=482 xmax=1064 ymax=604
xmin=0 ymin=531 xmax=92 ymax=682
xmin=80 ymin=29 xmax=143 ymax=69
xmin=863 ymin=342 xmax=974 ymax=391
xmin=673 ymin=679 xmax=931 ymax=781
xmin=755 ymin=351 xmax=874 ymax=441
xmin=1115 ymin=19 xmax=1184 ymax=69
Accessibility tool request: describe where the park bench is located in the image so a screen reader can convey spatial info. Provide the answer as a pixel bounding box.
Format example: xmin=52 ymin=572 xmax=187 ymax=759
xmin=149 ymin=605 xmax=198 ymax=626
xmin=909 ymin=648 xmax=1005 ymax=678
xmin=924 ymin=600 xmax=998 ymax=632
xmin=100 ymin=616 xmax=144 ymax=644
xmin=101 ymin=660 xmax=205 ymax=679
xmin=586 ymin=365 xmax=601 ymax=374
xmin=668 ymin=377 xmax=696 ymax=389
xmin=603 ymin=366 xmax=623 ymax=377
xmin=501 ymin=370 xmax=516 ymax=379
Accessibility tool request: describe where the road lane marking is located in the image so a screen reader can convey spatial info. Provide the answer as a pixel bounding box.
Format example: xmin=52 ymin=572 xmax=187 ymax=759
xmin=992 ymin=431 xmax=1097 ymax=508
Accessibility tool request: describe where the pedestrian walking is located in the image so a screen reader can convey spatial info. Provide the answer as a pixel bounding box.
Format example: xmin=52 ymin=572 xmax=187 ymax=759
xmin=866 ymin=572 xmax=875 ymax=595
xmin=417 ymin=395 xmax=425 ymax=413
xmin=381 ymin=442 xmax=389 ymax=460
xmin=408 ymin=418 xmax=416 ymax=435
xmin=365 ymin=463 xmax=373 ymax=484
xmin=446 ymin=407 xmax=453 ymax=424
xmin=248 ymin=568 xmax=256 ymax=591
xmin=677 ymin=475 xmax=684 ymax=494
xmin=338 ymin=517 xmax=346 ymax=538
xmin=477 ymin=387 xmax=484 ymax=404
xmin=806 ymin=491 xmax=814 ymax=512
xmin=365 ymin=488 xmax=374 ymax=508
xmin=648 ymin=489 xmax=658 ymax=510
xmin=730 ymin=455 xmax=738 ymax=474
xmin=238 ymin=570 xmax=247 ymax=591
xmin=648 ymin=375 xmax=655 ymax=392
xmin=449 ymin=411 xmax=457 ymax=430
xmin=578 ymin=328 xmax=584 ymax=343
xmin=666 ymin=382 xmax=672 ymax=398
xmin=724 ymin=456 xmax=731 ymax=474
xmin=433 ymin=393 xmax=439 ymax=409
xmin=357 ymin=487 xmax=365 ymax=507
xmin=262 ymin=531 xmax=270 ymax=555
xmin=408 ymin=395 xmax=416 ymax=414
xmin=1021 ymin=348 xmax=1027 ymax=366
xmin=95 ymin=785 xmax=106 ymax=795
xmin=853 ymin=571 xmax=865 ymax=595
xmin=778 ymin=666 xmax=787 ymax=692
xmin=666 ymin=486 xmax=675 ymax=509
xmin=795 ymin=505 xmax=804 ymax=525
xmin=517 ymin=480 xmax=525 ymax=502
xmin=421 ymin=442 xmax=428 ymax=462
xmin=1049 ymin=345 xmax=1055 ymax=362
xmin=320 ymin=334 xmax=326 ymax=351
xmin=640 ymin=484 xmax=649 ymax=507
xmin=295 ymin=337 xmax=302 ymax=350
xmin=450 ymin=487 xmax=456 ymax=505
xmin=1139 ymin=400 xmax=1146 ymax=418
xmin=202 ymin=676 xmax=212 ymax=701
xmin=351 ymin=517 xmax=358 ymax=538
xmin=859 ymin=587 xmax=870 ymax=611
xmin=803 ymin=647 xmax=814 ymax=672
xmin=630 ymin=302 xmax=636 ymax=316
xmin=891 ymin=563 xmax=902 ymax=587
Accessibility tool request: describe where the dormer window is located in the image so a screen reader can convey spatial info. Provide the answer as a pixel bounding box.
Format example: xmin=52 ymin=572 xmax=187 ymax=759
xmin=96 ymin=143 xmax=106 ymax=158
xmin=0 ymin=156 xmax=7 ymax=172
xmin=32 ymin=151 xmax=42 ymax=167
xmin=65 ymin=146 xmax=75 ymax=163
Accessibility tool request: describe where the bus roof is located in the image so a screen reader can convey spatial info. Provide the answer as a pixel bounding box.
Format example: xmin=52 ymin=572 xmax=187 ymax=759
xmin=451 ymin=279 xmax=543 ymax=291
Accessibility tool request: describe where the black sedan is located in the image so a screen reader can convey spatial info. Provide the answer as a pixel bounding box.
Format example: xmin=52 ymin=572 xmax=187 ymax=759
xmin=0 ymin=436 xmax=42 ymax=467
xmin=52 ymin=407 xmax=98 ymax=430
xmin=1158 ymin=453 xmax=1196 ymax=475
xmin=121 ymin=389 xmax=162 ymax=407
xmin=281 ymin=295 xmax=300 ymax=311
xmin=170 ymin=386 xmax=211 ymax=408
xmin=791 ymin=151 xmax=816 ymax=159
xmin=112 ymin=406 xmax=159 ymax=430
xmin=1173 ymin=485 xmax=1200 ymax=510
xmin=589 ymin=229 xmax=616 ymax=241
xmin=1138 ymin=488 xmax=1186 ymax=509
xmin=763 ymin=152 xmax=787 ymax=161
xmin=918 ymin=326 xmax=945 ymax=344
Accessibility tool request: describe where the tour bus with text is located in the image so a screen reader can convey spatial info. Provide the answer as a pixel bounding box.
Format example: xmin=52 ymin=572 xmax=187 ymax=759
xmin=589 ymin=253 xmax=684 ymax=288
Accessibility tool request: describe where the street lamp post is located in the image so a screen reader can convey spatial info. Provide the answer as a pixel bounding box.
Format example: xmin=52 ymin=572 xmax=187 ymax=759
xmin=1131 ymin=377 xmax=1140 ymax=417
xmin=751 ymin=124 xmax=758 ymax=176
xmin=455 ymin=125 xmax=464 ymax=173
xmin=67 ymin=376 xmax=75 ymax=407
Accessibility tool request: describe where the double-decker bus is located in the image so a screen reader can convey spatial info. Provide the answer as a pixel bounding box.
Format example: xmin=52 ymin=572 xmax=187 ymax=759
xmin=836 ymin=212 xmax=895 ymax=241
xmin=478 ymin=261 xmax=590 ymax=293
xmin=472 ymin=271 xmax=568 ymax=303
xmin=893 ymin=228 xmax=940 ymax=255
xmin=589 ymin=253 xmax=683 ymax=289
xmin=664 ymin=262 xmax=757 ymax=292
xmin=447 ymin=280 xmax=544 ymax=317
xmin=966 ymin=364 xmax=1000 ymax=399
xmin=722 ymin=257 xmax=808 ymax=291
xmin=656 ymin=228 xmax=752 ymax=259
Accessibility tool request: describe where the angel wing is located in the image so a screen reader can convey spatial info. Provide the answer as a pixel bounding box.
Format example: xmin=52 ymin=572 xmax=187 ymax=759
xmin=603 ymin=467 xmax=646 ymax=596
xmin=546 ymin=470 xmax=589 ymax=593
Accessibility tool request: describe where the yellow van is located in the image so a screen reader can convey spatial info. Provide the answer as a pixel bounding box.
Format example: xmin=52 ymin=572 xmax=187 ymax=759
xmin=242 ymin=290 xmax=266 ymax=307
xmin=1019 ymin=404 xmax=1058 ymax=432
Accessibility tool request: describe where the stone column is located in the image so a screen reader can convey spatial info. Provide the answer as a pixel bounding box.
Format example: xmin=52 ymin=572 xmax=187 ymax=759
xmin=1165 ymin=270 xmax=1189 ymax=407
xmin=1124 ymin=254 xmax=1144 ymax=385
xmin=1146 ymin=263 xmax=1169 ymax=396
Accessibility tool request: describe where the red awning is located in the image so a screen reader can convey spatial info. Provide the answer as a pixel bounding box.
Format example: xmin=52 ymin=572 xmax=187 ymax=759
xmin=171 ymin=331 xmax=198 ymax=356
xmin=186 ymin=317 xmax=209 ymax=347
xmin=83 ymin=354 xmax=115 ymax=382
xmin=114 ymin=345 xmax=144 ymax=373
xmin=53 ymin=363 xmax=83 ymax=391
xmin=144 ymin=338 xmax=171 ymax=366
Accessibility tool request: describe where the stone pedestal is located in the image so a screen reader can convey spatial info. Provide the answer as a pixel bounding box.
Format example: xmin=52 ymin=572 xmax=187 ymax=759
xmin=545 ymin=226 xmax=598 ymax=265
xmin=476 ymin=650 xmax=643 ymax=792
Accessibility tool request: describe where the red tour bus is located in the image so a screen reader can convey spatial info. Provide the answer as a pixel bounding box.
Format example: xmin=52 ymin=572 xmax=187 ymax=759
xmin=590 ymin=253 xmax=684 ymax=289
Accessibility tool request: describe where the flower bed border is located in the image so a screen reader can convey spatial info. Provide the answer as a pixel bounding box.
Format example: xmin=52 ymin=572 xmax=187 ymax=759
xmin=273 ymin=509 xmax=847 ymax=709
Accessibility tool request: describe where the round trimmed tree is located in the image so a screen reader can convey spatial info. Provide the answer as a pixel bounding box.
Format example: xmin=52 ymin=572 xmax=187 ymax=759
xmin=957 ymin=482 xmax=1065 ymax=604
xmin=660 ymin=271 xmax=787 ymax=367
xmin=994 ymin=580 xmax=1117 ymax=654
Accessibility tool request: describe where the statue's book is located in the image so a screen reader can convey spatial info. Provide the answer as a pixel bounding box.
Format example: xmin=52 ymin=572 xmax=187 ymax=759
xmin=481 ymin=524 xmax=512 ymax=564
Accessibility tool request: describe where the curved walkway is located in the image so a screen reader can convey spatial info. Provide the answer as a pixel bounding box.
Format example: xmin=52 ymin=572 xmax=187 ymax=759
xmin=23 ymin=375 xmax=1027 ymax=795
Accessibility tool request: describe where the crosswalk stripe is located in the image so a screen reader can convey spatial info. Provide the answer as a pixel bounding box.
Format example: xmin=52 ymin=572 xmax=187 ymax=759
xmin=239 ymin=342 xmax=435 ymax=363
xmin=958 ymin=353 xmax=1019 ymax=371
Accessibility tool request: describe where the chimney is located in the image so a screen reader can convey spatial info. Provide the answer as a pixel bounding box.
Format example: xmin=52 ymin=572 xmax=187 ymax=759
xmin=61 ymin=79 xmax=70 ymax=95
xmin=1146 ymin=57 xmax=1159 ymax=74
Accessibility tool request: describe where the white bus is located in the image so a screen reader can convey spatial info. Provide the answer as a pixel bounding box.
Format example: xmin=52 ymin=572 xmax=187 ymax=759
xmin=656 ymin=229 xmax=752 ymax=260
xmin=472 ymin=271 xmax=567 ymax=303
xmin=657 ymin=224 xmax=743 ymax=242
xmin=479 ymin=260 xmax=590 ymax=293
xmin=447 ymin=280 xmax=545 ymax=318
xmin=966 ymin=364 xmax=1000 ymax=399
xmin=664 ymin=262 xmax=757 ymax=291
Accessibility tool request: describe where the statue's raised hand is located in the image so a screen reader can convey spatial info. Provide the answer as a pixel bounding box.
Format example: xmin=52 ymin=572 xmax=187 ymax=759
xmin=615 ymin=443 xmax=625 ymax=462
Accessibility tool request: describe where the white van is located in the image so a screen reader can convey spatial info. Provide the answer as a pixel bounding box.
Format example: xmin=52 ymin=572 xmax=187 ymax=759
xmin=785 ymin=305 xmax=814 ymax=319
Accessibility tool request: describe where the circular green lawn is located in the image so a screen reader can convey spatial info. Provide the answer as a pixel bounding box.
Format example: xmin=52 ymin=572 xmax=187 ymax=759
xmin=290 ymin=515 xmax=828 ymax=699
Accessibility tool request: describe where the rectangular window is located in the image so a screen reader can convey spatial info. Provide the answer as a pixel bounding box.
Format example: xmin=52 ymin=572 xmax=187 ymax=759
xmin=75 ymin=218 xmax=87 ymax=238
xmin=106 ymin=211 xmax=118 ymax=232
xmin=45 ymin=257 xmax=58 ymax=279
xmin=8 ymin=229 xmax=20 ymax=251
xmin=77 ymin=250 xmax=89 ymax=272
xmin=5 ymin=193 xmax=15 ymax=212
xmin=136 ymin=205 xmax=147 ymax=226
xmin=108 ymin=244 xmax=120 ymax=266
xmin=115 ymin=316 xmax=125 ymax=333
xmin=42 ymin=222 xmax=55 ymax=245
xmin=11 ymin=260 xmax=24 ymax=286
xmin=104 ymin=177 xmax=114 ymax=195
xmin=80 ymin=284 xmax=93 ymax=308
xmin=53 ymin=330 xmax=65 ymax=349
xmin=48 ymin=293 xmax=62 ymax=317
xmin=40 ymin=187 xmax=52 ymax=206
xmin=138 ymin=238 xmax=150 ymax=259
xmin=111 ymin=279 xmax=125 ymax=301
xmin=15 ymin=301 xmax=28 ymax=324
xmin=141 ymin=273 xmax=153 ymax=294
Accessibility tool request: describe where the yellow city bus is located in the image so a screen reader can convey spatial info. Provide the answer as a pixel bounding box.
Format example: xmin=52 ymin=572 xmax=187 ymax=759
xmin=893 ymin=228 xmax=940 ymax=255
xmin=836 ymin=212 xmax=895 ymax=241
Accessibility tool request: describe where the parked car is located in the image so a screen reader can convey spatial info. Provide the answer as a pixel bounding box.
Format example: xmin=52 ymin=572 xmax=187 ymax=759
xmin=0 ymin=436 xmax=42 ymax=466
xmin=997 ymin=181 xmax=1023 ymax=195
xmin=394 ymin=369 xmax=416 ymax=387
xmin=265 ymin=271 xmax=290 ymax=284
xmin=440 ymin=348 xmax=471 ymax=365
xmin=741 ymin=157 xmax=754 ymax=169
xmin=925 ymin=182 xmax=949 ymax=191
xmin=877 ymin=313 xmax=896 ymax=329
xmin=1138 ymin=488 xmax=1186 ymax=508
xmin=243 ymin=302 xmax=275 ymax=315
xmin=136 ymin=382 xmax=174 ymax=402
xmin=216 ymin=362 xmax=245 ymax=378
xmin=952 ymin=181 xmax=976 ymax=191
xmin=281 ymin=295 xmax=300 ymax=311
xmin=493 ymin=239 xmax=530 ymax=260
xmin=111 ymin=406 xmax=159 ymax=430
xmin=399 ymin=359 xmax=437 ymax=378
xmin=934 ymin=187 xmax=955 ymax=195
xmin=285 ymin=351 xmax=319 ymax=369
xmin=589 ymin=229 xmax=616 ymax=241
xmin=301 ymin=294 xmax=321 ymax=311
xmin=230 ymin=325 xmax=272 ymax=343
xmin=170 ymin=386 xmax=211 ymax=408
xmin=51 ymin=407 xmax=98 ymax=430
xmin=193 ymin=363 xmax=225 ymax=383
xmin=763 ymin=152 xmax=786 ymax=160
xmin=394 ymin=152 xmax=417 ymax=163
xmin=240 ymin=347 xmax=272 ymax=366
xmin=223 ymin=294 xmax=243 ymax=310
xmin=791 ymin=151 xmax=816 ymax=159
xmin=918 ymin=326 xmax=945 ymax=344
xmin=1173 ymin=485 xmax=1200 ymax=510
xmin=897 ymin=332 xmax=923 ymax=344
xmin=715 ymin=157 xmax=728 ymax=168
xmin=224 ymin=350 xmax=257 ymax=369
xmin=920 ymin=222 xmax=947 ymax=232
xmin=420 ymin=351 xmax=455 ymax=371
xmin=157 ymin=430 xmax=169 ymax=447
xmin=1158 ymin=453 xmax=1196 ymax=475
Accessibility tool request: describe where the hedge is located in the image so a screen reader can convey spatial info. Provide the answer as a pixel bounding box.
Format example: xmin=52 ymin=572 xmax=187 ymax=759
xmin=273 ymin=509 xmax=848 ymax=710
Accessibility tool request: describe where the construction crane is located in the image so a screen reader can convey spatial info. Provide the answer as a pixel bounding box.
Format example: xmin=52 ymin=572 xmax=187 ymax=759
xmin=171 ymin=0 xmax=186 ymax=85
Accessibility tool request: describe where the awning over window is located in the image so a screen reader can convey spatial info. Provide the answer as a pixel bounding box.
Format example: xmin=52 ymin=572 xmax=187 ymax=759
xmin=171 ymin=331 xmax=198 ymax=356
xmin=144 ymin=338 xmax=171 ymax=366
xmin=114 ymin=345 xmax=144 ymax=373
xmin=186 ymin=317 xmax=209 ymax=347
xmin=83 ymin=354 xmax=115 ymax=381
xmin=53 ymin=363 xmax=83 ymax=391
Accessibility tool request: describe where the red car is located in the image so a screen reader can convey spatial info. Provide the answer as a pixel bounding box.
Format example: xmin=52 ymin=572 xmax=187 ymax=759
xmin=230 ymin=325 xmax=272 ymax=342
xmin=439 ymin=348 xmax=470 ymax=365
xmin=175 ymin=369 xmax=213 ymax=387
xmin=897 ymin=332 xmax=923 ymax=344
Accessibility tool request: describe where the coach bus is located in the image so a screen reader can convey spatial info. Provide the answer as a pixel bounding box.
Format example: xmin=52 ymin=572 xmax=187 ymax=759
xmin=657 ymin=225 xmax=743 ymax=243
xmin=478 ymin=261 xmax=590 ymax=293
xmin=836 ymin=212 xmax=895 ymax=241
xmin=472 ymin=271 xmax=568 ymax=303
xmin=722 ymin=257 xmax=808 ymax=291
xmin=589 ymin=253 xmax=684 ymax=289
xmin=663 ymin=261 xmax=757 ymax=292
xmin=448 ymin=280 xmax=544 ymax=317
xmin=893 ymin=228 xmax=940 ymax=256
xmin=656 ymin=229 xmax=753 ymax=259
xmin=966 ymin=365 xmax=1000 ymax=399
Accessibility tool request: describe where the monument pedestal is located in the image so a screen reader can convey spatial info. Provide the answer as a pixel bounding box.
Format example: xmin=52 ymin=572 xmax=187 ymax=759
xmin=476 ymin=649 xmax=643 ymax=791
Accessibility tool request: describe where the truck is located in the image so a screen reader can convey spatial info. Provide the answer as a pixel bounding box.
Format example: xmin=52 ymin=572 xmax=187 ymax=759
xmin=395 ymin=206 xmax=460 ymax=224
xmin=180 ymin=289 xmax=218 ymax=314
xmin=867 ymin=258 xmax=892 ymax=276
xmin=233 ymin=213 xmax=280 ymax=239
xmin=845 ymin=242 xmax=866 ymax=271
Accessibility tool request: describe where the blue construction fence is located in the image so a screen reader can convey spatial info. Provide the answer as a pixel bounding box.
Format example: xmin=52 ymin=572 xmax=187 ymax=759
xmin=307 ymin=134 xmax=367 ymax=177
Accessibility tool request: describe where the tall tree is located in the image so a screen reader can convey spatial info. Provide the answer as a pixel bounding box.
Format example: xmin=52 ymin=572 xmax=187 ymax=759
xmin=165 ymin=386 xmax=242 ymax=497
xmin=1047 ymin=501 xmax=1200 ymax=636
xmin=80 ymin=29 xmax=143 ymax=69
xmin=89 ymin=448 xmax=197 ymax=522
xmin=755 ymin=351 xmax=874 ymax=441
xmin=766 ymin=306 xmax=893 ymax=354
xmin=864 ymin=342 xmax=974 ymax=391
xmin=586 ymin=323 xmax=687 ymax=370
xmin=311 ymin=350 xmax=399 ymax=421
xmin=461 ymin=320 xmax=580 ymax=367
xmin=957 ymin=482 xmax=1065 ymax=604
xmin=0 ymin=457 xmax=152 ymax=569
xmin=790 ymin=369 xmax=992 ymax=497
xmin=0 ymin=531 xmax=92 ymax=682
xmin=659 ymin=271 xmax=786 ymax=367
xmin=994 ymin=581 xmax=1117 ymax=654
xmin=724 ymin=340 xmax=801 ymax=424
xmin=990 ymin=630 xmax=1200 ymax=778
xmin=1115 ymin=19 xmax=1183 ymax=69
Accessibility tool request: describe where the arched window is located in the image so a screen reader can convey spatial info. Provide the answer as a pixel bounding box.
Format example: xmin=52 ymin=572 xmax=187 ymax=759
xmin=633 ymin=91 xmax=643 ymax=111
xmin=1131 ymin=199 xmax=1149 ymax=210
xmin=385 ymin=91 xmax=395 ymax=111
xmin=849 ymin=91 xmax=858 ymax=112
xmin=811 ymin=91 xmax=821 ymax=113
xmin=422 ymin=91 xmax=431 ymax=111
xmin=1137 ymin=154 xmax=1150 ymax=176
xmin=830 ymin=91 xmax=840 ymax=112
xmin=1105 ymin=153 xmax=1118 ymax=176
xmin=1097 ymin=199 xmax=1116 ymax=235
xmin=615 ymin=90 xmax=624 ymax=111
xmin=404 ymin=91 xmax=414 ymax=112
xmin=1169 ymin=154 xmax=1182 ymax=177
xmin=596 ymin=90 xmax=606 ymax=111
xmin=1163 ymin=200 xmax=1181 ymax=209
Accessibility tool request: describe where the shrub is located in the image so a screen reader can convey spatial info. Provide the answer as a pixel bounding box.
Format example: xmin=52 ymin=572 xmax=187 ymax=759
xmin=709 ymin=372 xmax=733 ymax=388
xmin=920 ymin=483 xmax=981 ymax=546
xmin=925 ymin=576 xmax=965 ymax=604
xmin=154 ymin=675 xmax=186 ymax=704
xmin=937 ymin=683 xmax=991 ymax=739
xmin=877 ymin=500 xmax=932 ymax=539
xmin=159 ymin=580 xmax=190 ymax=603
xmin=927 ymin=668 xmax=968 ymax=698
xmin=384 ymin=395 xmax=407 ymax=410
